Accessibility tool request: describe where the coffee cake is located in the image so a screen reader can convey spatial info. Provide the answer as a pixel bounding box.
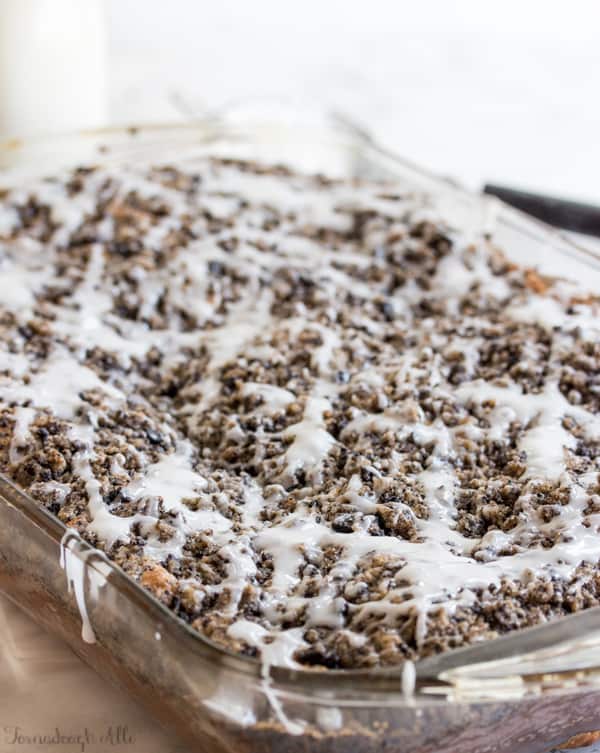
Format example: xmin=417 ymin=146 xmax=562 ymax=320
xmin=0 ymin=158 xmax=599 ymax=669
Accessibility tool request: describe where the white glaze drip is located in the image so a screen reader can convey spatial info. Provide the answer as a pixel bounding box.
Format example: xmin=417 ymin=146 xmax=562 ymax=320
xmin=59 ymin=530 xmax=111 ymax=644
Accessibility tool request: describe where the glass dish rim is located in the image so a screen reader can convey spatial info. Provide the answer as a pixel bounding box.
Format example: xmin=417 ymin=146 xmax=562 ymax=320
xmin=1 ymin=112 xmax=600 ymax=703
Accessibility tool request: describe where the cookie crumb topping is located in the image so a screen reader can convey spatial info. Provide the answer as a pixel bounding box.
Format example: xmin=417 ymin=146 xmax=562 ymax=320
xmin=1 ymin=158 xmax=599 ymax=668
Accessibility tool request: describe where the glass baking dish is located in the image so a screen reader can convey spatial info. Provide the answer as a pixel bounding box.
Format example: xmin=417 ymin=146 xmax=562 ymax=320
xmin=2 ymin=106 xmax=600 ymax=753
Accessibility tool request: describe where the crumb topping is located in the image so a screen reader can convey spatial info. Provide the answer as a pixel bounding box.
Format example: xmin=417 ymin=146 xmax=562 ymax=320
xmin=1 ymin=158 xmax=600 ymax=668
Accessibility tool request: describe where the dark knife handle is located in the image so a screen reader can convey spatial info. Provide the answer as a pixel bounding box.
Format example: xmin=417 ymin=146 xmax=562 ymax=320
xmin=483 ymin=183 xmax=600 ymax=239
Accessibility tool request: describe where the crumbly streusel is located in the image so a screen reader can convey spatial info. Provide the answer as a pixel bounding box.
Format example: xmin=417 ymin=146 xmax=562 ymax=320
xmin=1 ymin=158 xmax=599 ymax=668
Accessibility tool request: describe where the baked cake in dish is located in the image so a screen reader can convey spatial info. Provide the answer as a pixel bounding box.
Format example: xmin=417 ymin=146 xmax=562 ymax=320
xmin=0 ymin=158 xmax=599 ymax=669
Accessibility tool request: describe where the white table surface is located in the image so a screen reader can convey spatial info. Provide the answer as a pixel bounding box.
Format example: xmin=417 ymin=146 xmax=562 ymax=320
xmin=2 ymin=2 xmax=600 ymax=751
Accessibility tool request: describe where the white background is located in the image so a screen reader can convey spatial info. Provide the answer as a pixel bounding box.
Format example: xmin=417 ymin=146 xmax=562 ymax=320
xmin=1 ymin=2 xmax=600 ymax=751
xmin=107 ymin=0 xmax=600 ymax=202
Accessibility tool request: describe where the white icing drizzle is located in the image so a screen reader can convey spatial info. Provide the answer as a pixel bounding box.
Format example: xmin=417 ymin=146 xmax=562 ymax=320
xmin=260 ymin=661 xmax=306 ymax=736
xmin=227 ymin=620 xmax=307 ymax=668
xmin=455 ymin=380 xmax=577 ymax=482
xmin=402 ymin=659 xmax=417 ymax=699
xmin=59 ymin=530 xmax=111 ymax=644
xmin=73 ymin=450 xmax=135 ymax=549
xmin=1 ymin=347 xmax=125 ymax=421
xmin=8 ymin=406 xmax=35 ymax=463
xmin=123 ymin=443 xmax=207 ymax=512
xmin=281 ymin=395 xmax=336 ymax=484
xmin=241 ymin=382 xmax=295 ymax=415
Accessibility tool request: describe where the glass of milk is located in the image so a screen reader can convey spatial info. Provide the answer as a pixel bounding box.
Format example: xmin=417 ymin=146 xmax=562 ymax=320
xmin=0 ymin=0 xmax=107 ymax=140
